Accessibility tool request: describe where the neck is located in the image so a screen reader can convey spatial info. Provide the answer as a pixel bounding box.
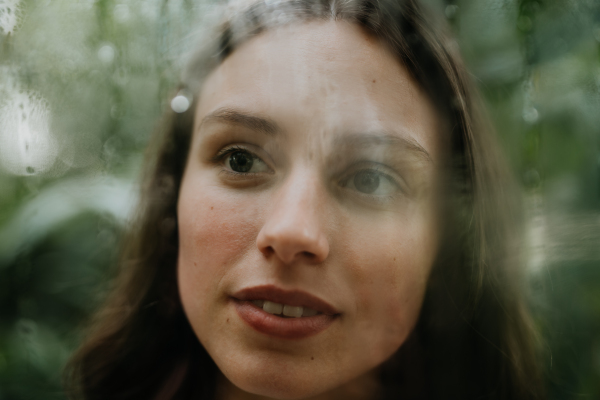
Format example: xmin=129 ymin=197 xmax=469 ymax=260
xmin=215 ymin=370 xmax=381 ymax=400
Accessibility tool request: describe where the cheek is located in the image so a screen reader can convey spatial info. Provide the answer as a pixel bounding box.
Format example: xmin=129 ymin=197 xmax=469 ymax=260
xmin=339 ymin=213 xmax=436 ymax=360
xmin=177 ymin=183 xmax=263 ymax=325
xmin=182 ymin=190 xmax=256 ymax=249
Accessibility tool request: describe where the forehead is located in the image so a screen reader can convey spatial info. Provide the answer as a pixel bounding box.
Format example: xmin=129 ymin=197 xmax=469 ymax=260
xmin=195 ymin=20 xmax=441 ymax=161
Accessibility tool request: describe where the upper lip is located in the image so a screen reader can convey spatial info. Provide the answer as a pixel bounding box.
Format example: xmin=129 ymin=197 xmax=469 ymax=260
xmin=232 ymin=285 xmax=340 ymax=316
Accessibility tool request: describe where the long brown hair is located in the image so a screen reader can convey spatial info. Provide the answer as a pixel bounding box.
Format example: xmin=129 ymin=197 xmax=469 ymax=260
xmin=65 ymin=0 xmax=544 ymax=399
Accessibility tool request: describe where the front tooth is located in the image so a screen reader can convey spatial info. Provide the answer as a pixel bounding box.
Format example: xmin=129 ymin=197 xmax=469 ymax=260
xmin=263 ymin=301 xmax=283 ymax=315
xmin=283 ymin=305 xmax=303 ymax=318
xmin=302 ymin=307 xmax=319 ymax=317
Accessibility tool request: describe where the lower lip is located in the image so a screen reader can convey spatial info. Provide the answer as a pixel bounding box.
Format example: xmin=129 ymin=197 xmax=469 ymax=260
xmin=233 ymin=300 xmax=337 ymax=340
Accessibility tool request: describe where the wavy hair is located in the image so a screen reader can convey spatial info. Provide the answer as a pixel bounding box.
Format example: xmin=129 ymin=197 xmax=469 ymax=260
xmin=65 ymin=0 xmax=544 ymax=399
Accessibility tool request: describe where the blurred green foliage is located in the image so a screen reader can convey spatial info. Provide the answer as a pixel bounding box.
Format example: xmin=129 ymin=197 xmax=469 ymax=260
xmin=0 ymin=0 xmax=599 ymax=398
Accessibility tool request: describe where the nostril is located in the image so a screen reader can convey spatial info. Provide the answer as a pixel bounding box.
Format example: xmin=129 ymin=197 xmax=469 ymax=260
xmin=301 ymin=251 xmax=315 ymax=259
xmin=262 ymin=246 xmax=275 ymax=257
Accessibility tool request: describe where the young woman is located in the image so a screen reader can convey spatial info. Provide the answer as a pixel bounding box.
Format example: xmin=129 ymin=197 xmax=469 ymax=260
xmin=65 ymin=0 xmax=544 ymax=399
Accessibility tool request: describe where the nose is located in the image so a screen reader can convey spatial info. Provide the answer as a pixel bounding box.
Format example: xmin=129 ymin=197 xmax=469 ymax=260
xmin=256 ymin=171 xmax=330 ymax=265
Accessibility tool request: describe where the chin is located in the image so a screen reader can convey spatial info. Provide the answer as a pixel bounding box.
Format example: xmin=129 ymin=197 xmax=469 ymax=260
xmin=234 ymin=377 xmax=321 ymax=399
xmin=219 ymin=357 xmax=347 ymax=400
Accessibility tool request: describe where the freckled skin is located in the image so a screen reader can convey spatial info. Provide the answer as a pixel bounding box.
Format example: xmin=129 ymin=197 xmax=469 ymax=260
xmin=178 ymin=21 xmax=443 ymax=400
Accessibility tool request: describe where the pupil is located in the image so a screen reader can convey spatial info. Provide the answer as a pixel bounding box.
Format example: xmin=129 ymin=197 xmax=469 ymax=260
xmin=229 ymin=151 xmax=253 ymax=173
xmin=354 ymin=171 xmax=380 ymax=194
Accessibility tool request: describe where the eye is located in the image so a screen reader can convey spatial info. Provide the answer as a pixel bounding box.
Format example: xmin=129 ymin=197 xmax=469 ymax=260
xmin=228 ymin=150 xmax=254 ymax=172
xmin=342 ymin=168 xmax=401 ymax=196
xmin=220 ymin=147 xmax=271 ymax=174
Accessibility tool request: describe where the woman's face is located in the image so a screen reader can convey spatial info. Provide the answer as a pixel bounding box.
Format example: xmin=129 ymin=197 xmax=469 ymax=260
xmin=178 ymin=21 xmax=443 ymax=399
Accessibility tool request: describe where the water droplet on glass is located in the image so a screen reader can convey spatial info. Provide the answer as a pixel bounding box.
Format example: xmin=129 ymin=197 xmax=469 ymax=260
xmin=98 ymin=44 xmax=115 ymax=64
xmin=113 ymin=67 xmax=129 ymax=86
xmin=114 ymin=4 xmax=130 ymax=23
xmin=97 ymin=229 xmax=116 ymax=246
xmin=140 ymin=0 xmax=158 ymax=20
xmin=445 ymin=5 xmax=458 ymax=19
xmin=0 ymin=88 xmax=56 ymax=176
xmin=110 ymin=104 xmax=123 ymax=119
xmin=517 ymin=16 xmax=532 ymax=32
xmin=451 ymin=96 xmax=462 ymax=110
xmin=103 ymin=135 xmax=122 ymax=158
xmin=171 ymin=95 xmax=190 ymax=113
xmin=0 ymin=0 xmax=23 ymax=35
xmin=523 ymin=107 xmax=539 ymax=124
xmin=524 ymin=169 xmax=541 ymax=188
xmin=275 ymin=10 xmax=289 ymax=25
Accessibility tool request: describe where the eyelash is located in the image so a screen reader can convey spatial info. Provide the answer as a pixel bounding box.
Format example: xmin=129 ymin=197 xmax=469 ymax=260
xmin=211 ymin=145 xmax=249 ymax=163
xmin=211 ymin=146 xmax=406 ymax=200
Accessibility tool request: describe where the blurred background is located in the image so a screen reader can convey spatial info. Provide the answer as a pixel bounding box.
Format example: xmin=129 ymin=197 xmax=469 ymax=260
xmin=0 ymin=0 xmax=599 ymax=398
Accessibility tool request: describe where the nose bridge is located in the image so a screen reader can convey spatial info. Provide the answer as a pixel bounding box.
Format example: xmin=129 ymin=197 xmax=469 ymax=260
xmin=256 ymin=167 xmax=329 ymax=264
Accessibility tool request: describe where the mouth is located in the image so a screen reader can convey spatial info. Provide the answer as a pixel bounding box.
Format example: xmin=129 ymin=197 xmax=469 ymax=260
xmin=249 ymin=299 xmax=320 ymax=318
xmin=231 ymin=285 xmax=340 ymax=339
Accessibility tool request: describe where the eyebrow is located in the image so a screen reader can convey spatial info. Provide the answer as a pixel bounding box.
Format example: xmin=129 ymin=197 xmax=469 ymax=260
xmin=333 ymin=132 xmax=432 ymax=162
xmin=199 ymin=108 xmax=432 ymax=162
xmin=199 ymin=107 xmax=280 ymax=136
